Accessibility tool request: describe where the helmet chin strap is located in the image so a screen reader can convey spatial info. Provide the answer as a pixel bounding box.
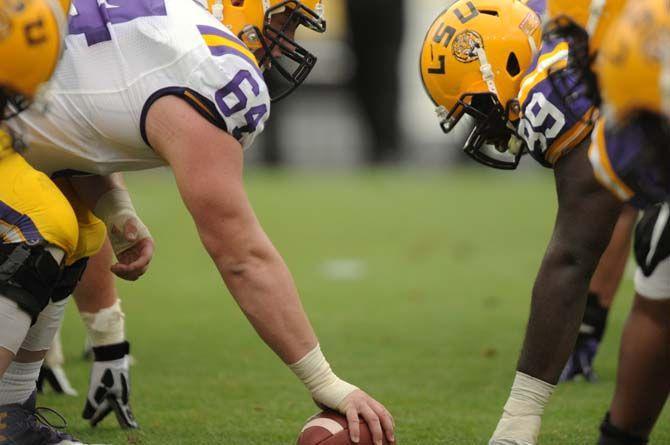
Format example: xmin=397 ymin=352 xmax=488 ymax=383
xmin=587 ymin=0 xmax=607 ymax=36
xmin=211 ymin=0 xmax=223 ymax=21
xmin=475 ymin=44 xmax=526 ymax=156
xmin=474 ymin=45 xmax=499 ymax=97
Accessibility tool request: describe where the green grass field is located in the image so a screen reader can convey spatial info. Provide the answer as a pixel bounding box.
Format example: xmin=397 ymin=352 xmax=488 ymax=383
xmin=44 ymin=168 xmax=669 ymax=444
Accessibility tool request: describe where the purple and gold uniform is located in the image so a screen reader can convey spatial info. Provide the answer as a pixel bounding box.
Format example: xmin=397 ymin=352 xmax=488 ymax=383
xmin=589 ymin=0 xmax=670 ymax=300
xmin=0 ymin=0 xmax=106 ymax=265
xmin=588 ymin=0 xmax=670 ymax=208
xmin=588 ymin=118 xmax=666 ymax=209
xmin=0 ymin=133 xmax=106 ymax=265
xmin=517 ymin=0 xmax=625 ymax=168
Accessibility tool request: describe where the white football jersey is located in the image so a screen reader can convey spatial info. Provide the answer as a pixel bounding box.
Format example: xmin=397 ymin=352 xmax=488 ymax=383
xmin=8 ymin=0 xmax=270 ymax=176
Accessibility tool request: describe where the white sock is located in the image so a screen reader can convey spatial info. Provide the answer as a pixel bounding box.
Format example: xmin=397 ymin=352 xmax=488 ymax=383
xmin=489 ymin=372 xmax=555 ymax=445
xmin=0 ymin=360 xmax=43 ymax=405
xmin=80 ymin=300 xmax=126 ymax=347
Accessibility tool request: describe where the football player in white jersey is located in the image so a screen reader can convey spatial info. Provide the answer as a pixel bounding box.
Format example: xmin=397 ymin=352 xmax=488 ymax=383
xmin=7 ymin=1 xmax=396 ymax=443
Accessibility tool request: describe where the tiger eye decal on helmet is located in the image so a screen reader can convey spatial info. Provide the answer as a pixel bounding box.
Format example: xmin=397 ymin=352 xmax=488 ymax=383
xmin=205 ymin=0 xmax=326 ymax=102
xmin=0 ymin=0 xmax=68 ymax=116
xmin=420 ymin=0 xmax=542 ymax=170
xmin=452 ymin=30 xmax=484 ymax=63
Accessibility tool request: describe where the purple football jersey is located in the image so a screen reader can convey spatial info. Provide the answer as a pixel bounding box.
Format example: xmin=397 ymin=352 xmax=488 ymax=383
xmin=517 ymin=36 xmax=598 ymax=168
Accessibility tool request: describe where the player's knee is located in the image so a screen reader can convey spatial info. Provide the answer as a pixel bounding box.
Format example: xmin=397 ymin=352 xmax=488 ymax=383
xmin=0 ymin=295 xmax=31 ymax=355
xmin=0 ymin=244 xmax=64 ymax=322
xmin=20 ymin=298 xmax=68 ymax=352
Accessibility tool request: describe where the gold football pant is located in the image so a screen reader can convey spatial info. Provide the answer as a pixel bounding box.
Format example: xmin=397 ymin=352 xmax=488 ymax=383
xmin=0 ymin=131 xmax=106 ymax=264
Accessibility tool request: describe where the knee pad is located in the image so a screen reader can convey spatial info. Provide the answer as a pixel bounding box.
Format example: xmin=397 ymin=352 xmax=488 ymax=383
xmin=52 ymin=257 xmax=89 ymax=302
xmin=81 ymin=300 xmax=126 ymax=347
xmin=0 ymin=243 xmax=62 ymax=321
xmin=599 ymin=413 xmax=649 ymax=445
xmin=21 ymin=299 xmax=67 ymax=352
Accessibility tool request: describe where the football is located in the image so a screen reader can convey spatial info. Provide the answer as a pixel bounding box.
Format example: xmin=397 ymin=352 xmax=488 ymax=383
xmin=297 ymin=411 xmax=390 ymax=445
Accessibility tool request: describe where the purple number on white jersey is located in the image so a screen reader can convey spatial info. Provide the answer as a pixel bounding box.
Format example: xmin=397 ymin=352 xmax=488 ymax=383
xmin=215 ymin=70 xmax=268 ymax=141
xmin=69 ymin=0 xmax=167 ymax=46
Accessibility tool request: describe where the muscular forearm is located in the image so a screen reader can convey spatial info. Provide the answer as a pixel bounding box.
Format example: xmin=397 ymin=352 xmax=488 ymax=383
xmin=208 ymin=232 xmax=318 ymax=365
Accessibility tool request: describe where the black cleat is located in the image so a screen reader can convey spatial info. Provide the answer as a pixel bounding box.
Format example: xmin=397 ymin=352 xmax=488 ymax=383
xmin=0 ymin=391 xmax=93 ymax=444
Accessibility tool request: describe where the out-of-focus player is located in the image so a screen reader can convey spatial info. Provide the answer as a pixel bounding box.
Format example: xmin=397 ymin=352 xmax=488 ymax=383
xmin=6 ymin=1 xmax=396 ymax=443
xmin=587 ymin=1 xmax=670 ymax=442
xmin=0 ymin=0 xmax=152 ymax=443
xmin=420 ymin=0 xmax=637 ymax=443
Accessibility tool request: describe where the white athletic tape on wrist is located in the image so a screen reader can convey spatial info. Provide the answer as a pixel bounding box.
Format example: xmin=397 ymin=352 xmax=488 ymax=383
xmin=80 ymin=300 xmax=126 ymax=347
xmin=489 ymin=372 xmax=555 ymax=445
xmin=289 ymin=344 xmax=358 ymax=410
xmin=94 ymin=189 xmax=151 ymax=256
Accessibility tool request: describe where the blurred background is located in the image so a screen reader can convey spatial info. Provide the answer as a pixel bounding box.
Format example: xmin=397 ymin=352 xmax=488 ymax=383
xmin=249 ymin=0 xmax=481 ymax=168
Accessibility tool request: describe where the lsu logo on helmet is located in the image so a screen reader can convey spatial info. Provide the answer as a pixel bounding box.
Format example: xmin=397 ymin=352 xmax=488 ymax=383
xmin=420 ymin=0 xmax=542 ymax=169
xmin=0 ymin=0 xmax=69 ymax=113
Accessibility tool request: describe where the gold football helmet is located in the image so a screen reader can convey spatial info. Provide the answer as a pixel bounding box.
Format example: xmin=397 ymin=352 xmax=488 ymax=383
xmin=598 ymin=0 xmax=670 ymax=121
xmin=0 ymin=0 xmax=68 ymax=114
xmin=420 ymin=0 xmax=542 ymax=169
xmin=206 ymin=0 xmax=326 ymax=101
xmin=595 ymin=0 xmax=670 ymax=203
xmin=547 ymin=0 xmax=625 ymax=53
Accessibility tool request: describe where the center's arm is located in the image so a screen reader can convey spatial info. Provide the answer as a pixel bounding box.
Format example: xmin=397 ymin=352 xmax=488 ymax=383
xmin=145 ymin=95 xmax=395 ymax=444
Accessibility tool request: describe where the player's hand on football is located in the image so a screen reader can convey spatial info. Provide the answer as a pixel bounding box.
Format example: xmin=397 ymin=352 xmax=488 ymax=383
xmin=339 ymin=389 xmax=395 ymax=444
xmin=109 ymin=217 xmax=154 ymax=281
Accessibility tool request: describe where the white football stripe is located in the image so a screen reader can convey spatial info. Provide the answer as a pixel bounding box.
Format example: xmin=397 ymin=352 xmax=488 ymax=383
xmin=301 ymin=418 xmax=345 ymax=435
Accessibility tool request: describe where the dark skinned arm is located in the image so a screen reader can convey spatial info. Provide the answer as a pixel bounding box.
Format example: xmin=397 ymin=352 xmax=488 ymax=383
xmin=517 ymin=141 xmax=623 ymax=384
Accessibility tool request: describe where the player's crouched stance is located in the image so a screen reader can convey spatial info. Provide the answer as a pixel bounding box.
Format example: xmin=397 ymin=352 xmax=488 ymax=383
xmin=421 ymin=1 xmax=628 ymax=443
xmin=8 ymin=0 xmax=395 ymax=443
xmin=0 ymin=2 xmax=151 ymax=442
xmin=588 ymin=1 xmax=670 ymax=443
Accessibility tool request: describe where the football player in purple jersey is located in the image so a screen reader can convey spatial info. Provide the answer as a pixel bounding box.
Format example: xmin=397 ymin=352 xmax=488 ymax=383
xmin=587 ymin=1 xmax=670 ymax=443
xmin=420 ymin=0 xmax=636 ymax=443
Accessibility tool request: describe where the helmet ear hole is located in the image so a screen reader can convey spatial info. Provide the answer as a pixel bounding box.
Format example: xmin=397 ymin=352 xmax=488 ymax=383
xmin=506 ymin=52 xmax=521 ymax=77
xmin=479 ymin=10 xmax=499 ymax=17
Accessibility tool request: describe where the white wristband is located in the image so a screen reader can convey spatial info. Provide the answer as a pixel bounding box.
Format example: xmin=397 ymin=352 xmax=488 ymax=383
xmin=489 ymin=372 xmax=555 ymax=445
xmin=289 ymin=344 xmax=358 ymax=411
xmin=94 ymin=189 xmax=151 ymax=256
